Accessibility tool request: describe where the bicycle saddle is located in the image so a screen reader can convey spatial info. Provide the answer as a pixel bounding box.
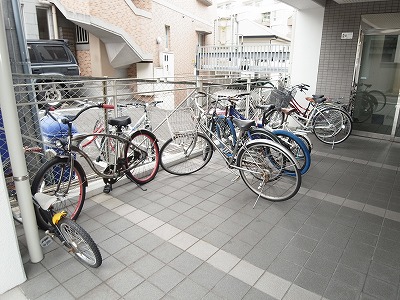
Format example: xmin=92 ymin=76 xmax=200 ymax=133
xmin=108 ymin=116 xmax=131 ymax=127
xmin=232 ymin=118 xmax=255 ymax=131
xmin=307 ymin=96 xmax=326 ymax=104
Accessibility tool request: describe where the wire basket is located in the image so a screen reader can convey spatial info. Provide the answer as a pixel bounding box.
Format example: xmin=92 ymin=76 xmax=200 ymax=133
xmin=268 ymin=88 xmax=292 ymax=109
xmin=166 ymin=107 xmax=197 ymax=138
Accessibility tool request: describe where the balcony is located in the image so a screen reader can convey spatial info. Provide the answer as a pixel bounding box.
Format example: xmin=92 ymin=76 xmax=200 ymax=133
xmin=196 ymin=44 xmax=290 ymax=74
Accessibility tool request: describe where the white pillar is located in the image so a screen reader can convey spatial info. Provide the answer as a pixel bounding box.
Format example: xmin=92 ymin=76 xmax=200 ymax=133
xmin=0 ymin=0 xmax=43 ymax=269
xmin=290 ymin=6 xmax=325 ymax=98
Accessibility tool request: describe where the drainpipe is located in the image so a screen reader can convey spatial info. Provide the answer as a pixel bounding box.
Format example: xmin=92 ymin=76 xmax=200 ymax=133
xmin=11 ymin=0 xmax=30 ymax=74
xmin=51 ymin=4 xmax=58 ymax=39
xmin=0 ymin=4 xmax=43 ymax=263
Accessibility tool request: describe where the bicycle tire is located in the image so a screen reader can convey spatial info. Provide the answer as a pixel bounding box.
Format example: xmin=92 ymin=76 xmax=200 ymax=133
xmin=353 ymin=92 xmax=373 ymax=123
xmin=263 ymin=109 xmax=284 ymax=129
xmin=31 ymin=157 xmax=87 ymax=230
xmin=237 ymin=139 xmax=301 ymax=201
xmin=125 ymin=129 xmax=160 ymax=184
xmin=58 ymin=218 xmax=102 ymax=268
xmin=272 ymin=130 xmax=311 ymax=175
xmin=313 ymin=107 xmax=352 ymax=145
xmin=247 ymin=127 xmax=281 ymax=144
xmin=215 ymin=116 xmax=236 ymax=154
xmin=160 ymin=132 xmax=213 ymax=175
xmin=369 ymin=90 xmax=386 ymax=112
xmin=295 ymin=133 xmax=312 ymax=153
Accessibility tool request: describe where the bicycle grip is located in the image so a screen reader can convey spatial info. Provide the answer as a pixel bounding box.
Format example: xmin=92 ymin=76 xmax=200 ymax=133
xmin=102 ymin=104 xmax=114 ymax=109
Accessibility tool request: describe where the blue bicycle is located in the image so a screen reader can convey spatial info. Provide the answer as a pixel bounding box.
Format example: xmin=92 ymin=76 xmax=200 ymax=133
xmin=209 ymin=91 xmax=311 ymax=175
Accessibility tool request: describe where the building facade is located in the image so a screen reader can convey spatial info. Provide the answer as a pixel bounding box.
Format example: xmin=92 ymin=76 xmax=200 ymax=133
xmin=19 ymin=0 xmax=216 ymax=78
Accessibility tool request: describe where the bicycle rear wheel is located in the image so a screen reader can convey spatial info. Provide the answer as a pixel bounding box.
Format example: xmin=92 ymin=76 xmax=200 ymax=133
xmin=31 ymin=157 xmax=87 ymax=230
xmin=58 ymin=218 xmax=102 ymax=268
xmin=125 ymin=129 xmax=160 ymax=184
xmin=313 ymin=107 xmax=352 ymax=145
xmin=237 ymin=140 xmax=301 ymax=201
xmin=160 ymin=132 xmax=213 ymax=175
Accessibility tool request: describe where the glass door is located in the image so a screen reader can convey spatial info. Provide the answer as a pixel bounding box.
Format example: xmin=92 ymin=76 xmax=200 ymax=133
xmin=353 ymin=15 xmax=400 ymax=139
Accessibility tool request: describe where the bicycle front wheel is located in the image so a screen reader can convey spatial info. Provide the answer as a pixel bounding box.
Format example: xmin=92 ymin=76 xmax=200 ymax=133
xmin=125 ymin=130 xmax=160 ymax=184
xmin=160 ymin=132 xmax=213 ymax=175
xmin=313 ymin=107 xmax=352 ymax=145
xmin=58 ymin=218 xmax=102 ymax=268
xmin=237 ymin=140 xmax=301 ymax=201
xmin=31 ymin=157 xmax=87 ymax=230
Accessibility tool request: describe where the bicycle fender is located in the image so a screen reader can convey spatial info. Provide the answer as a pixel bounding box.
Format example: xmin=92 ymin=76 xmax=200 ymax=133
xmin=240 ymin=138 xmax=301 ymax=169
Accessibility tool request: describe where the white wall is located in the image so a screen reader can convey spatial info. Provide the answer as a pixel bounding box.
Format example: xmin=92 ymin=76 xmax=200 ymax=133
xmin=290 ymin=6 xmax=324 ymax=100
xmin=0 ymin=159 xmax=26 ymax=294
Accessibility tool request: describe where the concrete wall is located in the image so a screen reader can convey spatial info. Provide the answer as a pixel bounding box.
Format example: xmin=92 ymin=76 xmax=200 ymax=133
xmin=316 ymin=0 xmax=400 ymax=98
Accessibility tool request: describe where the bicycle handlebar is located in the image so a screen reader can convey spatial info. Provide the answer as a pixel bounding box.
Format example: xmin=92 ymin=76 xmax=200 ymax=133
xmin=45 ymin=103 xmax=114 ymax=124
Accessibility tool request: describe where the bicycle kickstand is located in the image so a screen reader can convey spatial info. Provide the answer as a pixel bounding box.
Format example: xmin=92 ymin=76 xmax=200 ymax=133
xmin=103 ymin=184 xmax=113 ymax=193
xmin=133 ymin=181 xmax=147 ymax=192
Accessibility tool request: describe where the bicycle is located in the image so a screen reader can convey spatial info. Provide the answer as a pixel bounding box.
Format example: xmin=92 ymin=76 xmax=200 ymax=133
xmin=34 ymin=192 xmax=102 ymax=268
xmin=159 ymin=91 xmax=302 ymax=204
xmin=262 ymin=84 xmax=353 ymax=146
xmin=31 ymin=103 xmax=160 ymax=230
xmin=205 ymin=91 xmax=311 ymax=175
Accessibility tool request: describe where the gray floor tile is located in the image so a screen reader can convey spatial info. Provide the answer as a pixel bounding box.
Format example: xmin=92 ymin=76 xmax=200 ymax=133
xmin=267 ymin=257 xmax=302 ymax=282
xmin=48 ymin=257 xmax=86 ymax=283
xmin=134 ymin=233 xmax=165 ymax=252
xmin=189 ymin=263 xmax=226 ymax=289
xmin=37 ymin=285 xmax=75 ymax=300
xmin=368 ymin=261 xmax=400 ymax=285
xmin=242 ymin=287 xmax=278 ymax=300
xmin=98 ymin=234 xmax=130 ymax=254
xmin=169 ymin=251 xmax=203 ymax=276
xmin=78 ymin=283 xmax=121 ymax=300
xmin=89 ymin=256 xmax=125 ymax=281
xmin=363 ymin=276 xmax=398 ymax=300
xmin=212 ymin=274 xmax=252 ymax=300
xmin=119 ymin=224 xmax=149 ymax=243
xmin=150 ymin=242 xmax=183 ymax=263
xmin=130 ymin=254 xmax=165 ymax=278
xmin=20 ymin=271 xmax=60 ymax=299
xmin=63 ymin=269 xmax=102 ymax=298
xmin=168 ymin=278 xmax=209 ymax=300
xmin=203 ymin=229 xmax=232 ymax=248
xmin=279 ymin=245 xmax=311 ymax=266
xmin=123 ymin=281 xmax=164 ymax=300
xmin=305 ymin=254 xmax=338 ymax=277
xmin=332 ymin=264 xmax=366 ymax=291
xmin=113 ymin=244 xmax=147 ymax=266
xmin=295 ymin=268 xmax=330 ymax=296
xmin=244 ymin=246 xmax=276 ymax=270
xmin=221 ymin=238 xmax=253 ymax=259
xmin=106 ymin=268 xmax=144 ymax=296
xmin=148 ymin=265 xmax=185 ymax=293
xmin=185 ymin=221 xmax=214 ymax=239
xmin=168 ymin=214 xmax=196 ymax=230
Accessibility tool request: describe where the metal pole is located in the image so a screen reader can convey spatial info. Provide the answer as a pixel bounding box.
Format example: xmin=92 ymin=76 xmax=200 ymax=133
xmin=0 ymin=3 xmax=43 ymax=262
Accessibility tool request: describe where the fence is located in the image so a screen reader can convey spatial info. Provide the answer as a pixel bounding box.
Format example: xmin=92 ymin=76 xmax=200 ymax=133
xmin=1 ymin=74 xmax=277 ymax=189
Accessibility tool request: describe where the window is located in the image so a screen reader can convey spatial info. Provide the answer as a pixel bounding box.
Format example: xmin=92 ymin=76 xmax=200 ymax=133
xmin=76 ymin=26 xmax=89 ymax=44
xmin=36 ymin=45 xmax=69 ymax=62
xmin=165 ymin=25 xmax=170 ymax=50
xmin=27 ymin=46 xmax=38 ymax=63
xmin=381 ymin=35 xmax=398 ymax=63
xmin=36 ymin=7 xmax=50 ymax=39
xmin=262 ymin=12 xmax=271 ymax=22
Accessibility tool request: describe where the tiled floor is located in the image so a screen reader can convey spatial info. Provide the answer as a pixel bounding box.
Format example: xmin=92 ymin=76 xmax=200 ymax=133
xmin=3 ymin=134 xmax=400 ymax=300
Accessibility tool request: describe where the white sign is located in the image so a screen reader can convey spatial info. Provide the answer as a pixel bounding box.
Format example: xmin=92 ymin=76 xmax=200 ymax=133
xmin=341 ymin=32 xmax=353 ymax=40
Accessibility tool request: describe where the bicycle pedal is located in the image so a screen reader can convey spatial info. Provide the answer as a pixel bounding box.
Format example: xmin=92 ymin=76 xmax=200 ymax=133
xmin=40 ymin=236 xmax=53 ymax=247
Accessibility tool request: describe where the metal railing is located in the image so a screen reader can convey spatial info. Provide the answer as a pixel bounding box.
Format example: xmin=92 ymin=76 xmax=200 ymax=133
xmin=196 ymin=44 xmax=290 ymax=74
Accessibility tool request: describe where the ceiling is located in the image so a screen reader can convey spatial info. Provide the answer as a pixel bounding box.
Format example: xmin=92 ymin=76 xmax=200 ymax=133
xmin=280 ymin=0 xmax=389 ymax=10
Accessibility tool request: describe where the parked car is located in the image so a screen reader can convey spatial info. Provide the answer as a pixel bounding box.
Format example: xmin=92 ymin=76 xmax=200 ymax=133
xmin=27 ymin=39 xmax=81 ymax=107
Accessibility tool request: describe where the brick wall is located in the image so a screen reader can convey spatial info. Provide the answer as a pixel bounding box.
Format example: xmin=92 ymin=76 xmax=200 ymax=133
xmin=76 ymin=50 xmax=92 ymax=76
xmin=316 ymin=0 xmax=400 ymax=98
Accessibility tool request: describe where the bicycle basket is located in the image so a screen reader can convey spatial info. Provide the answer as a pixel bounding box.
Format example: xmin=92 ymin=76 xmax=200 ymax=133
xmin=268 ymin=88 xmax=292 ymax=109
xmin=166 ymin=107 xmax=197 ymax=138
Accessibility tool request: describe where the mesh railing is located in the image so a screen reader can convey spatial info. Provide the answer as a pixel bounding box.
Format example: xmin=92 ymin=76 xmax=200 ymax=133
xmin=1 ymin=74 xmax=278 ymax=192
